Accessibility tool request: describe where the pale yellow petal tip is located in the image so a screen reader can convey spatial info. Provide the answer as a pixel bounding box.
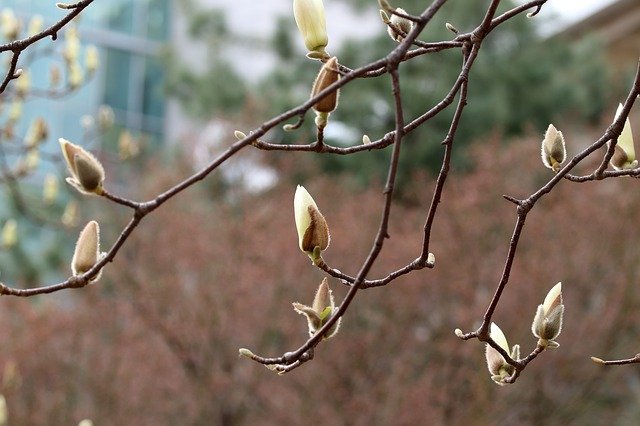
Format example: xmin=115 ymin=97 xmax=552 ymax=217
xmin=426 ymin=252 xmax=435 ymax=267
xmin=239 ymin=348 xmax=255 ymax=359
xmin=590 ymin=356 xmax=605 ymax=365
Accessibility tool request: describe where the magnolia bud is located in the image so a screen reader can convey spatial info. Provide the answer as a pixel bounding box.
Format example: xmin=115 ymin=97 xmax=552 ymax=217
xmin=610 ymin=103 xmax=637 ymax=170
xmin=2 ymin=219 xmax=17 ymax=248
xmin=0 ymin=394 xmax=6 ymax=426
xmin=49 ymin=64 xmax=61 ymax=88
xmin=27 ymin=15 xmax=43 ymax=36
xmin=15 ymin=71 xmax=30 ymax=97
xmin=293 ymin=0 xmax=328 ymax=56
xmin=485 ymin=323 xmax=516 ymax=386
xmin=311 ymin=57 xmax=340 ymax=129
xmin=62 ymin=200 xmax=79 ymax=227
xmin=541 ymin=124 xmax=566 ymax=172
xmin=97 ymin=105 xmax=115 ymax=129
xmin=531 ymin=282 xmax=564 ymax=347
xmin=292 ymin=278 xmax=341 ymax=339
xmin=387 ymin=8 xmax=414 ymax=42
xmin=24 ymin=117 xmax=48 ymax=148
xmin=43 ymin=174 xmax=59 ymax=205
xmin=294 ymin=185 xmax=330 ymax=263
xmin=68 ymin=61 xmax=83 ymax=89
xmin=78 ymin=420 xmax=93 ymax=426
xmin=59 ymin=138 xmax=105 ymax=195
xmin=118 ymin=131 xmax=139 ymax=160
xmin=85 ymin=45 xmax=99 ymax=74
xmin=63 ymin=27 xmax=80 ymax=62
xmin=1 ymin=9 xmax=20 ymax=40
xmin=71 ymin=221 xmax=102 ymax=280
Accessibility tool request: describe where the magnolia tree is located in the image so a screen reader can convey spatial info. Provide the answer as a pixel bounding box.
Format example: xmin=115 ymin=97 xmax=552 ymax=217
xmin=1 ymin=0 xmax=640 ymax=395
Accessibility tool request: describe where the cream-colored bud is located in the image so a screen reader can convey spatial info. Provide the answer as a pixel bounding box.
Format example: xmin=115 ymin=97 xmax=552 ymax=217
xmin=238 ymin=348 xmax=255 ymax=359
xmin=610 ymin=103 xmax=637 ymax=170
xmin=2 ymin=219 xmax=17 ymax=248
xmin=293 ymin=278 xmax=341 ymax=339
xmin=49 ymin=64 xmax=61 ymax=88
xmin=234 ymin=130 xmax=247 ymax=140
xmin=59 ymin=138 xmax=105 ymax=195
xmin=531 ymin=282 xmax=564 ymax=347
xmin=541 ymin=124 xmax=566 ymax=172
xmin=80 ymin=115 xmax=94 ymax=130
xmin=25 ymin=150 xmax=39 ymax=171
xmin=0 ymin=394 xmax=6 ymax=426
xmin=68 ymin=62 xmax=83 ymax=89
xmin=78 ymin=420 xmax=93 ymax=426
xmin=62 ymin=200 xmax=78 ymax=227
xmin=293 ymin=185 xmax=330 ymax=263
xmin=118 ymin=131 xmax=139 ymax=160
xmin=71 ymin=221 xmax=101 ymax=278
xmin=97 ymin=105 xmax=115 ymax=129
xmin=8 ymin=101 xmax=22 ymax=122
xmin=63 ymin=27 xmax=80 ymax=62
xmin=362 ymin=134 xmax=371 ymax=145
xmin=43 ymin=174 xmax=59 ymax=205
xmin=387 ymin=8 xmax=414 ymax=42
xmin=1 ymin=9 xmax=20 ymax=40
xmin=25 ymin=117 xmax=48 ymax=148
xmin=27 ymin=15 xmax=43 ymax=36
xmin=485 ymin=323 xmax=515 ymax=386
xmin=15 ymin=71 xmax=30 ymax=97
xmin=85 ymin=45 xmax=99 ymax=74
xmin=293 ymin=0 xmax=328 ymax=56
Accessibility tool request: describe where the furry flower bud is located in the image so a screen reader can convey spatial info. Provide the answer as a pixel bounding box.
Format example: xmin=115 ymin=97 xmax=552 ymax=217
xmin=293 ymin=0 xmax=328 ymax=56
xmin=387 ymin=8 xmax=414 ymax=42
xmin=485 ymin=323 xmax=517 ymax=386
xmin=541 ymin=124 xmax=566 ymax=172
xmin=71 ymin=221 xmax=103 ymax=280
xmin=610 ymin=103 xmax=637 ymax=170
xmin=292 ymin=278 xmax=341 ymax=339
xmin=531 ymin=282 xmax=564 ymax=348
xmin=294 ymin=185 xmax=330 ymax=263
xmin=59 ymin=138 xmax=105 ymax=195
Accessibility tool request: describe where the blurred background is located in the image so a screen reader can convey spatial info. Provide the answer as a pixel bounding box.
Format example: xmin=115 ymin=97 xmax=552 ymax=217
xmin=0 ymin=0 xmax=639 ymax=424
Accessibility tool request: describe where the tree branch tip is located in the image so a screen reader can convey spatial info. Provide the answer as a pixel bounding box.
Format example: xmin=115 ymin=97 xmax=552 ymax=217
xmin=526 ymin=5 xmax=543 ymax=18
xmin=56 ymin=2 xmax=77 ymax=9
xmin=590 ymin=356 xmax=605 ymax=365
xmin=238 ymin=348 xmax=256 ymax=360
xmin=502 ymin=194 xmax=521 ymax=205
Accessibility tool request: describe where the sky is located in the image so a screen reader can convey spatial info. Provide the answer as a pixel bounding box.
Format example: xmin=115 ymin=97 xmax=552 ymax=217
xmin=530 ymin=0 xmax=619 ymax=24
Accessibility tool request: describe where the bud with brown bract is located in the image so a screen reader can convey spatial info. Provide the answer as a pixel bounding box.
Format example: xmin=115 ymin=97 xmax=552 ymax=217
xmin=293 ymin=278 xmax=341 ymax=339
xmin=541 ymin=124 xmax=566 ymax=172
xmin=294 ymin=185 xmax=330 ymax=264
xmin=609 ymin=103 xmax=637 ymax=170
xmin=531 ymin=282 xmax=564 ymax=348
xmin=387 ymin=8 xmax=414 ymax=42
xmin=485 ymin=323 xmax=518 ymax=386
xmin=59 ymin=138 xmax=105 ymax=195
xmin=71 ymin=221 xmax=103 ymax=281
xmin=311 ymin=57 xmax=340 ymax=129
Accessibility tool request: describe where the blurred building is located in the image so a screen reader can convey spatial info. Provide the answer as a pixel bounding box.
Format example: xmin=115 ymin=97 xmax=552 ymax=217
xmin=4 ymin=0 xmax=169 ymax=144
xmin=559 ymin=0 xmax=640 ymax=70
